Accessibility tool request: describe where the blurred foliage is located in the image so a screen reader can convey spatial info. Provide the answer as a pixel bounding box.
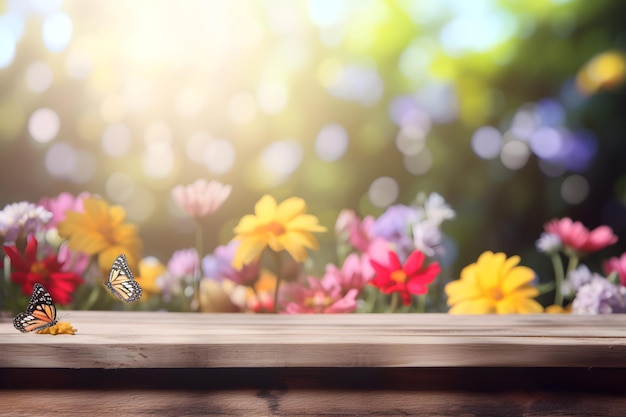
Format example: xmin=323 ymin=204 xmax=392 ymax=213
xmin=1 ymin=0 xmax=626 ymax=293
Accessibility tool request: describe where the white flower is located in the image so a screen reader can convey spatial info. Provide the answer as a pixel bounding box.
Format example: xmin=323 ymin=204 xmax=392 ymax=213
xmin=535 ymin=232 xmax=562 ymax=254
xmin=0 ymin=202 xmax=52 ymax=243
xmin=413 ymin=220 xmax=443 ymax=258
xmin=422 ymin=192 xmax=455 ymax=227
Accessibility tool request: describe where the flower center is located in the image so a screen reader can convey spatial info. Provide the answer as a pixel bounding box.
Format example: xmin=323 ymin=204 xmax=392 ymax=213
xmin=257 ymin=221 xmax=286 ymax=236
xmin=390 ymin=270 xmax=407 ymax=284
xmin=490 ymin=288 xmax=504 ymax=301
xmin=98 ymin=224 xmax=116 ymax=245
xmin=31 ymin=261 xmax=48 ymax=275
xmin=305 ymin=291 xmax=332 ymax=308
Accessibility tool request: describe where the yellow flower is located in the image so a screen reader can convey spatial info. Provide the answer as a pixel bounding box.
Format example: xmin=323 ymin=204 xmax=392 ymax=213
xmin=230 ymin=269 xmax=277 ymax=312
xmin=545 ymin=304 xmax=571 ymax=314
xmin=37 ymin=321 xmax=77 ymax=335
xmin=57 ymin=197 xmax=143 ymax=272
xmin=231 ymin=195 xmax=327 ymax=269
xmin=199 ymin=279 xmax=240 ymax=312
xmin=135 ymin=256 xmax=165 ymax=300
xmin=445 ymin=251 xmax=544 ymax=314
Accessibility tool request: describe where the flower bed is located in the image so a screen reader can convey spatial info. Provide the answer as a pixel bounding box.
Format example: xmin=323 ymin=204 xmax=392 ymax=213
xmin=1 ymin=181 xmax=625 ymax=319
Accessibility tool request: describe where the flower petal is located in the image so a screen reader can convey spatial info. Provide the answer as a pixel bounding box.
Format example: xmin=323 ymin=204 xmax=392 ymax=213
xmin=501 ymin=266 xmax=535 ymax=294
xmin=449 ymin=298 xmax=494 ymax=314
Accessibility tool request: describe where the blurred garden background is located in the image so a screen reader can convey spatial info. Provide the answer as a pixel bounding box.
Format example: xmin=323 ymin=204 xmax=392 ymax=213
xmin=1 ymin=0 xmax=626 ymax=308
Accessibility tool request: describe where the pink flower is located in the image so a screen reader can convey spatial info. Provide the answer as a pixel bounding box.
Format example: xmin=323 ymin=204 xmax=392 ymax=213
xmin=603 ymin=253 xmax=626 ymax=286
xmin=335 ymin=209 xmax=375 ymax=253
xmin=281 ymin=276 xmax=359 ymax=314
xmin=57 ymin=243 xmax=90 ymax=275
xmin=168 ymin=248 xmax=200 ymax=279
xmin=171 ymin=179 xmax=232 ymax=218
xmin=38 ymin=192 xmax=89 ymax=230
xmin=323 ymin=253 xmax=374 ymax=293
xmin=370 ymin=248 xmax=440 ymax=306
xmin=544 ymin=217 xmax=617 ymax=254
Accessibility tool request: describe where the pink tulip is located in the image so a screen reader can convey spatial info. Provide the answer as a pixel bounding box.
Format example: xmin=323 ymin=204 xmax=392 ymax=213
xmin=171 ymin=179 xmax=232 ymax=218
xmin=603 ymin=253 xmax=626 ymax=286
xmin=544 ymin=217 xmax=617 ymax=254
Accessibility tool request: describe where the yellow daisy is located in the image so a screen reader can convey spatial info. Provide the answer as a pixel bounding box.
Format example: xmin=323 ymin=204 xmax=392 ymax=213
xmin=231 ymin=195 xmax=326 ymax=269
xmin=57 ymin=197 xmax=143 ymax=272
xmin=445 ymin=251 xmax=544 ymax=314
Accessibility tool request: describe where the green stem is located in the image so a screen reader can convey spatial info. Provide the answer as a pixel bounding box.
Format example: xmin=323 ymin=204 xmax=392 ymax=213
xmin=551 ymin=253 xmax=565 ymax=307
xmin=389 ymin=292 xmax=399 ymax=313
xmin=0 ymin=255 xmax=10 ymax=307
xmin=416 ymin=294 xmax=426 ymax=313
xmin=567 ymin=254 xmax=579 ymax=274
xmin=271 ymin=251 xmax=283 ymax=313
xmin=194 ymin=221 xmax=204 ymax=312
xmin=82 ymin=284 xmax=102 ymax=310
xmin=364 ymin=285 xmax=376 ymax=313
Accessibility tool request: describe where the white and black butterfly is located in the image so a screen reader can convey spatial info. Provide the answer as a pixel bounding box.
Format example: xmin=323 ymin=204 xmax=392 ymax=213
xmin=14 ymin=283 xmax=58 ymax=333
xmin=105 ymin=254 xmax=142 ymax=303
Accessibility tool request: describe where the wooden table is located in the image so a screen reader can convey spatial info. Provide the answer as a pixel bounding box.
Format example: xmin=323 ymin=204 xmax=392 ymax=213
xmin=1 ymin=312 xmax=626 ymax=416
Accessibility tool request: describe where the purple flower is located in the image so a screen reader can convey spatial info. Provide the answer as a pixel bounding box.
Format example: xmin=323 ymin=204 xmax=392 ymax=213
xmin=562 ymin=264 xmax=594 ymax=297
xmin=572 ymin=276 xmax=626 ymax=314
xmin=202 ymin=241 xmax=260 ymax=286
xmin=0 ymin=202 xmax=52 ymax=244
xmin=371 ymin=204 xmax=422 ymax=260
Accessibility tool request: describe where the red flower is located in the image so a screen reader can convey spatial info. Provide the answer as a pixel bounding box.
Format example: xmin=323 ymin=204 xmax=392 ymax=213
xmin=369 ymin=249 xmax=441 ymax=305
xmin=544 ymin=217 xmax=617 ymax=254
xmin=3 ymin=236 xmax=83 ymax=305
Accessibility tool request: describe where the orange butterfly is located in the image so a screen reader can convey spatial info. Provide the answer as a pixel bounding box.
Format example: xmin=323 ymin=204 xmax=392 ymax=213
xmin=14 ymin=283 xmax=58 ymax=333
xmin=106 ymin=254 xmax=142 ymax=303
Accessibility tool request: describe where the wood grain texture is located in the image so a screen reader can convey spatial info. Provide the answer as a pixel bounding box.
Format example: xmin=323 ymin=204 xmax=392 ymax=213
xmin=1 ymin=368 xmax=626 ymax=416
xmin=2 ymin=313 xmax=626 ymax=416
xmin=1 ymin=311 xmax=626 ymax=369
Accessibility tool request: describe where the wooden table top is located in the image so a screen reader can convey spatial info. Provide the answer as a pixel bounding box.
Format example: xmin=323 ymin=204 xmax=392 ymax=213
xmin=2 ymin=311 xmax=626 ymax=369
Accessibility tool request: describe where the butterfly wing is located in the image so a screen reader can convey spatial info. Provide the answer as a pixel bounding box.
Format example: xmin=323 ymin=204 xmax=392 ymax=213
xmin=106 ymin=254 xmax=142 ymax=303
xmin=13 ymin=283 xmax=58 ymax=333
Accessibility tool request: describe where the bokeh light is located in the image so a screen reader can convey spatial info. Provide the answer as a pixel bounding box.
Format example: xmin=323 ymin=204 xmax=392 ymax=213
xmin=560 ymin=174 xmax=589 ymax=205
xmin=1 ymin=0 xmax=625 ymax=277
xmin=315 ymin=124 xmax=349 ymax=162
xmin=368 ymin=176 xmax=399 ymax=208
xmin=28 ymin=108 xmax=60 ymax=143
xmin=42 ymin=12 xmax=73 ymax=52
xmin=101 ymin=122 xmax=132 ymax=158
xmin=25 ymin=61 xmax=53 ymax=93
xmin=471 ymin=126 xmax=502 ymax=160
xmin=204 ymin=138 xmax=236 ymax=175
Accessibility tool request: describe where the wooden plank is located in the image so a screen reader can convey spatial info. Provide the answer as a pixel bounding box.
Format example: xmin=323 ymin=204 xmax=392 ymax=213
xmin=1 ymin=368 xmax=626 ymax=416
xmin=1 ymin=312 xmax=626 ymax=368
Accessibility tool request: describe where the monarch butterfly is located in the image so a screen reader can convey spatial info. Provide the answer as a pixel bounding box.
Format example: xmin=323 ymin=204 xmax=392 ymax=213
xmin=14 ymin=283 xmax=58 ymax=333
xmin=106 ymin=254 xmax=142 ymax=303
